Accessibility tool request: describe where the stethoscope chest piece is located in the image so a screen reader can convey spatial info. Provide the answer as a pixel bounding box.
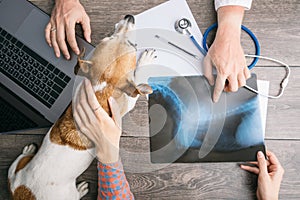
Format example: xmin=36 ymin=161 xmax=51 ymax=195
xmin=175 ymin=18 xmax=192 ymax=35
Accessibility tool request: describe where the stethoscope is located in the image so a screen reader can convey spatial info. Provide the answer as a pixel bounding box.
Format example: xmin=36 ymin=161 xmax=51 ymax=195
xmin=174 ymin=18 xmax=260 ymax=70
xmin=173 ymin=18 xmax=290 ymax=99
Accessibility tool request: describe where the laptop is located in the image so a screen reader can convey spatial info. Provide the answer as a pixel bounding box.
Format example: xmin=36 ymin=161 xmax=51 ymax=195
xmin=0 ymin=0 xmax=95 ymax=132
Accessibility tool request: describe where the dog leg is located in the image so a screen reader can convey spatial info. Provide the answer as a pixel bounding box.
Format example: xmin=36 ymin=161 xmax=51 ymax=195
xmin=8 ymin=144 xmax=38 ymax=195
xmin=22 ymin=144 xmax=37 ymax=155
xmin=77 ymin=181 xmax=89 ymax=199
xmin=137 ymin=49 xmax=156 ymax=66
xmin=13 ymin=144 xmax=37 ymax=174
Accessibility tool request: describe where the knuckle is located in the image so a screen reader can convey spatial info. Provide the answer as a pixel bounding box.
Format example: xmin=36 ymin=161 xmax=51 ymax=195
xmin=218 ymin=68 xmax=231 ymax=77
xmin=231 ymin=87 xmax=238 ymax=92
xmin=79 ymin=98 xmax=85 ymax=105
xmin=63 ymin=14 xmax=71 ymax=24
xmin=56 ymin=37 xmax=64 ymax=44
xmin=67 ymin=37 xmax=76 ymax=46
xmin=229 ymin=85 xmax=238 ymax=92
xmin=76 ymin=105 xmax=81 ymax=111
xmin=54 ymin=45 xmax=60 ymax=51
xmin=239 ymin=79 xmax=246 ymax=87
xmin=80 ymin=127 xmax=88 ymax=134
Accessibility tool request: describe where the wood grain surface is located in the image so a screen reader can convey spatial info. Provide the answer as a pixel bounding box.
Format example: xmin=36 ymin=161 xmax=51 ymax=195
xmin=1 ymin=0 xmax=299 ymax=199
xmin=0 ymin=135 xmax=299 ymax=199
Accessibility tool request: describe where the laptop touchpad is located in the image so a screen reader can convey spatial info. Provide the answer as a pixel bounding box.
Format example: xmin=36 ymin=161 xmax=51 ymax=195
xmin=15 ymin=9 xmax=61 ymax=65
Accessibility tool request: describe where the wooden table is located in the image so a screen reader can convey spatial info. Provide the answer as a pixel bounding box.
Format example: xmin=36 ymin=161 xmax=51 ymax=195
xmin=1 ymin=0 xmax=299 ymax=199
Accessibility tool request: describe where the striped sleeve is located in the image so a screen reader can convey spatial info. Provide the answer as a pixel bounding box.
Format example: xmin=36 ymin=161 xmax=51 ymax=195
xmin=214 ymin=0 xmax=253 ymax=11
xmin=97 ymin=160 xmax=134 ymax=200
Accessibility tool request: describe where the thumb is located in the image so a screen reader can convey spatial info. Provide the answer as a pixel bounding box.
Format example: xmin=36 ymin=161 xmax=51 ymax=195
xmin=257 ymin=151 xmax=268 ymax=176
xmin=108 ymin=97 xmax=122 ymax=129
xmin=203 ymin=54 xmax=215 ymax=86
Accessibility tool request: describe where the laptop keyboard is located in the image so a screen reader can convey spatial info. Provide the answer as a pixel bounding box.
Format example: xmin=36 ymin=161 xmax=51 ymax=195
xmin=0 ymin=27 xmax=71 ymax=108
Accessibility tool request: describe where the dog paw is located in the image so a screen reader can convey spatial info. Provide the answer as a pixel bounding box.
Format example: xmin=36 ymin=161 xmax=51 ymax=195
xmin=138 ymin=49 xmax=156 ymax=66
xmin=22 ymin=144 xmax=37 ymax=155
xmin=77 ymin=181 xmax=89 ymax=199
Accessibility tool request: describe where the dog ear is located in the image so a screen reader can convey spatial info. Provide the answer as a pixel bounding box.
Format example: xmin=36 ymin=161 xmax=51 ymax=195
xmin=74 ymin=48 xmax=93 ymax=75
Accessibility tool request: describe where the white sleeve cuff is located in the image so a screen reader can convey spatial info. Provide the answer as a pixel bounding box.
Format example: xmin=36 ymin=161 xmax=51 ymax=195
xmin=214 ymin=0 xmax=253 ymax=11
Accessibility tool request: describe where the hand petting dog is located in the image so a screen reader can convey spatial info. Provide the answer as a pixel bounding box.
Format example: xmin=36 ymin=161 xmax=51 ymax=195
xmin=73 ymin=79 xmax=122 ymax=164
xmin=9 ymin=14 xmax=150 ymax=199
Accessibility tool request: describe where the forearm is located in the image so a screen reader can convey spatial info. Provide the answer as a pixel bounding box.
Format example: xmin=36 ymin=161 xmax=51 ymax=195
xmin=97 ymin=160 xmax=134 ymax=200
xmin=214 ymin=0 xmax=252 ymax=11
xmin=55 ymin=0 xmax=80 ymax=3
xmin=216 ymin=6 xmax=245 ymax=40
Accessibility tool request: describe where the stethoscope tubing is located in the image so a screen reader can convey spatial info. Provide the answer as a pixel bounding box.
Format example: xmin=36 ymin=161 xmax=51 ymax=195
xmin=202 ymin=23 xmax=260 ymax=70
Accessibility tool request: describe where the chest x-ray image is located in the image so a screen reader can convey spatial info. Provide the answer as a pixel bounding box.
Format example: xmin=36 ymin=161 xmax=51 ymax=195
xmin=148 ymin=74 xmax=265 ymax=163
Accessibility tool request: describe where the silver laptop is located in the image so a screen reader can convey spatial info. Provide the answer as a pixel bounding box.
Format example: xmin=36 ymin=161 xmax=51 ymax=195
xmin=0 ymin=0 xmax=95 ymax=132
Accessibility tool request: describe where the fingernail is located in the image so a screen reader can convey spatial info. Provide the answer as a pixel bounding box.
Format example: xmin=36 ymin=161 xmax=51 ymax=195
xmin=109 ymin=97 xmax=115 ymax=104
xmin=213 ymin=95 xmax=219 ymax=103
xmin=258 ymin=151 xmax=264 ymax=158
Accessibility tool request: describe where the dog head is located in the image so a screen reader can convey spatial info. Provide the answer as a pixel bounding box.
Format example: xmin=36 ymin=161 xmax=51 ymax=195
xmin=75 ymin=15 xmax=152 ymax=116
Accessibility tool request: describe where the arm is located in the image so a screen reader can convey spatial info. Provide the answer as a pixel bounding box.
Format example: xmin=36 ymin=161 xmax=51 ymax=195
xmin=73 ymin=79 xmax=134 ymax=199
xmin=240 ymin=151 xmax=284 ymax=200
xmin=98 ymin=161 xmax=134 ymax=199
xmin=45 ymin=0 xmax=91 ymax=59
xmin=203 ymin=0 xmax=252 ymax=102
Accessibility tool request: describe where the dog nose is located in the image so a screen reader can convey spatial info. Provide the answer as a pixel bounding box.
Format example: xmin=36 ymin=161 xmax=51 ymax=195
xmin=124 ymin=15 xmax=135 ymax=24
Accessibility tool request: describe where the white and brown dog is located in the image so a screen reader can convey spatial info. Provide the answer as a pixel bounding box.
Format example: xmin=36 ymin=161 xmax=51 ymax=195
xmin=8 ymin=15 xmax=155 ymax=199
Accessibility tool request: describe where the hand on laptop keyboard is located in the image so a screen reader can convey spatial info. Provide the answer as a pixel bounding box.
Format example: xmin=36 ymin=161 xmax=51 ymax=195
xmin=45 ymin=0 xmax=91 ymax=60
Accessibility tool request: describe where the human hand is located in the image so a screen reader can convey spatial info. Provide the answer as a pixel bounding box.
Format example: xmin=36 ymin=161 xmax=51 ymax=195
xmin=45 ymin=0 xmax=91 ymax=60
xmin=73 ymin=79 xmax=122 ymax=164
xmin=240 ymin=151 xmax=285 ymax=200
xmin=203 ymin=6 xmax=251 ymax=102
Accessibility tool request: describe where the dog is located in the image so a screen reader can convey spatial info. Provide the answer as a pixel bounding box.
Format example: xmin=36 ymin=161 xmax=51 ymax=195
xmin=8 ymin=15 xmax=155 ymax=199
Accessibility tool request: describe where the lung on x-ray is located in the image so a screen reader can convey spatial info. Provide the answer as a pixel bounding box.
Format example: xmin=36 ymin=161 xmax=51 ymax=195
xmin=148 ymin=74 xmax=265 ymax=163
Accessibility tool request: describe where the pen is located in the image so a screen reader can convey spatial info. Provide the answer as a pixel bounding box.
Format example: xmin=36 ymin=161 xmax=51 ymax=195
xmin=155 ymin=35 xmax=201 ymax=60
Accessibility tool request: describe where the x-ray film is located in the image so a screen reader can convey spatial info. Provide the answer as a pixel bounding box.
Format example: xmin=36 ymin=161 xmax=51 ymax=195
xmin=148 ymin=74 xmax=265 ymax=163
